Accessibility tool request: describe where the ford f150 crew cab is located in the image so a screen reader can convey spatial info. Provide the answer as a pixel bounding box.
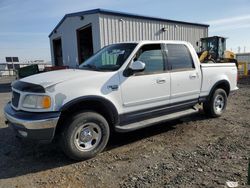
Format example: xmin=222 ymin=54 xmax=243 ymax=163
xmin=4 ymin=41 xmax=238 ymax=160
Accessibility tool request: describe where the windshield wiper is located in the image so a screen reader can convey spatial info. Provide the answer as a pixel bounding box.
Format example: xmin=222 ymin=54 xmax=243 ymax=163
xmin=81 ymin=64 xmax=98 ymax=70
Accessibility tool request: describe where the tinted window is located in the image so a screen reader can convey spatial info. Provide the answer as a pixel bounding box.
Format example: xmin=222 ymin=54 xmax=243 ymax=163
xmin=166 ymin=44 xmax=194 ymax=70
xmin=136 ymin=44 xmax=164 ymax=73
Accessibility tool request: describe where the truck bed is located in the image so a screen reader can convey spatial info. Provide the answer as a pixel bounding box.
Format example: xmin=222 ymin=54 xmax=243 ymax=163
xmin=200 ymin=63 xmax=238 ymax=97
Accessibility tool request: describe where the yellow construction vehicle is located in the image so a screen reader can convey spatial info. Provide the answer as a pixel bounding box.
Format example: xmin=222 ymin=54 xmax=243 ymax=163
xmin=198 ymin=36 xmax=238 ymax=66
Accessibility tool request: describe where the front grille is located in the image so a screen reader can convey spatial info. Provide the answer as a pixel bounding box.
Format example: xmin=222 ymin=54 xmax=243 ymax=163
xmin=12 ymin=91 xmax=20 ymax=108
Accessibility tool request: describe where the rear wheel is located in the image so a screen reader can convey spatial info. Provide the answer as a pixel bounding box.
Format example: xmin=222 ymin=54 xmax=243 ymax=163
xmin=203 ymin=88 xmax=227 ymax=117
xmin=60 ymin=111 xmax=110 ymax=160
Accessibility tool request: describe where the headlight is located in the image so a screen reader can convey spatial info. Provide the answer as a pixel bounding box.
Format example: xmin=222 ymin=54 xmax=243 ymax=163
xmin=22 ymin=95 xmax=51 ymax=109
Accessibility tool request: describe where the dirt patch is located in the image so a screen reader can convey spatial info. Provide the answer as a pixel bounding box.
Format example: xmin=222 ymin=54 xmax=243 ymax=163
xmin=0 ymin=76 xmax=249 ymax=188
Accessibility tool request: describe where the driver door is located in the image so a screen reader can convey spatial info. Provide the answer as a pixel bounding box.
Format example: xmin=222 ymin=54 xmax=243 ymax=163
xmin=119 ymin=43 xmax=170 ymax=114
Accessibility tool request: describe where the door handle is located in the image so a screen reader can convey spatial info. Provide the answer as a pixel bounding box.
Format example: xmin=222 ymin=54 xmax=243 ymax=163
xmin=156 ymin=78 xmax=166 ymax=84
xmin=189 ymin=74 xmax=197 ymax=79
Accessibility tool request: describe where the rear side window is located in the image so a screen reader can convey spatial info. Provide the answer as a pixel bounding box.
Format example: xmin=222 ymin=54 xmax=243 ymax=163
xmin=136 ymin=44 xmax=164 ymax=74
xmin=166 ymin=44 xmax=194 ymax=70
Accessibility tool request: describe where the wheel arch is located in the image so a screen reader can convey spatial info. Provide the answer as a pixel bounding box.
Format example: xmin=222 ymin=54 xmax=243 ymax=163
xmin=57 ymin=96 xmax=119 ymax=133
xmin=208 ymin=80 xmax=230 ymax=100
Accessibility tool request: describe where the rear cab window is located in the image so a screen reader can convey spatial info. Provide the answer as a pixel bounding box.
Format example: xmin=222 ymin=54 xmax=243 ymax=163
xmin=166 ymin=44 xmax=195 ymax=71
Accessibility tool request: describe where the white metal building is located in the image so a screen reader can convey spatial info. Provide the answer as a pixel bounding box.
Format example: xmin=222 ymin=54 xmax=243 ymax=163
xmin=49 ymin=9 xmax=209 ymax=67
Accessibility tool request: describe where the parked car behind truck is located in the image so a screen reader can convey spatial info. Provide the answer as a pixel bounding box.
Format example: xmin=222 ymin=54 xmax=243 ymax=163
xmin=4 ymin=41 xmax=238 ymax=160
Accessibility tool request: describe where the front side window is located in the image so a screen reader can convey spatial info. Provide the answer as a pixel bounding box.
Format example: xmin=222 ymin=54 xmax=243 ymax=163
xmin=166 ymin=44 xmax=194 ymax=70
xmin=135 ymin=44 xmax=164 ymax=74
xmin=79 ymin=43 xmax=137 ymax=71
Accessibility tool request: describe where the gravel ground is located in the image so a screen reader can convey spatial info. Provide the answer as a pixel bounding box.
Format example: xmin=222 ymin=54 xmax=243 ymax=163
xmin=0 ymin=76 xmax=249 ymax=188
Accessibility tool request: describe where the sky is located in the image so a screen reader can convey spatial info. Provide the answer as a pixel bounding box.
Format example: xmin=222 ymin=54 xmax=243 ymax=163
xmin=0 ymin=0 xmax=250 ymax=63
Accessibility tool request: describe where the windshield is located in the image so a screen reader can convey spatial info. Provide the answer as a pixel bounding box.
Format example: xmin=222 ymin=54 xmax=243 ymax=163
xmin=79 ymin=43 xmax=137 ymax=71
xmin=201 ymin=38 xmax=218 ymax=53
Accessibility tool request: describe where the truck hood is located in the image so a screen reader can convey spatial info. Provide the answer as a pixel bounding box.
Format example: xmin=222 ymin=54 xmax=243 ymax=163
xmin=20 ymin=69 xmax=105 ymax=88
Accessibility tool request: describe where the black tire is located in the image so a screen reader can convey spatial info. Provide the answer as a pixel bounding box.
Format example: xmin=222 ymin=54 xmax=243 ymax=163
xmin=203 ymin=88 xmax=227 ymax=117
xmin=60 ymin=111 xmax=110 ymax=160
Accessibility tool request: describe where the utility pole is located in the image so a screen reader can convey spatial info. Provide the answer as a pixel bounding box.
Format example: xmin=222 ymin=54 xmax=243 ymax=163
xmin=238 ymin=46 xmax=241 ymax=53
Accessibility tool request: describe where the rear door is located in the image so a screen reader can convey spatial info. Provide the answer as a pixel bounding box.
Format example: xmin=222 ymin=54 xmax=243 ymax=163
xmin=165 ymin=43 xmax=201 ymax=104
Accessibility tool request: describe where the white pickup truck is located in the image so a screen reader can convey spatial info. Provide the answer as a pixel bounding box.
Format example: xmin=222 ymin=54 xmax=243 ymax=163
xmin=4 ymin=41 xmax=238 ymax=160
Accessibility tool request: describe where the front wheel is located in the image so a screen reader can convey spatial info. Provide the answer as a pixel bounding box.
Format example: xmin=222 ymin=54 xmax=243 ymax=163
xmin=60 ymin=111 xmax=110 ymax=160
xmin=203 ymin=88 xmax=227 ymax=117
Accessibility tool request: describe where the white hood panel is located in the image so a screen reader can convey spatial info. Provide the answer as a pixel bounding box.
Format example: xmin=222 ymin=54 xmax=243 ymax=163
xmin=20 ymin=69 xmax=104 ymax=88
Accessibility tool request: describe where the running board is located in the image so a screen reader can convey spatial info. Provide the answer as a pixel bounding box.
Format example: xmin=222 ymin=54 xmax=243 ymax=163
xmin=115 ymin=108 xmax=199 ymax=132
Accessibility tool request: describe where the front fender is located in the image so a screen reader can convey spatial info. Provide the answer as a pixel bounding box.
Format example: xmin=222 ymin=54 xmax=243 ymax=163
xmin=60 ymin=95 xmax=119 ymax=125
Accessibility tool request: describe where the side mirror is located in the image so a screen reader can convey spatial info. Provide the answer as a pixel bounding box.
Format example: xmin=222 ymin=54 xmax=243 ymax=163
xmin=129 ymin=60 xmax=145 ymax=71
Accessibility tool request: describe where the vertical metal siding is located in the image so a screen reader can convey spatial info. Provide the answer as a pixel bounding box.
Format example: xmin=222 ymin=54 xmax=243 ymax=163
xmin=50 ymin=13 xmax=208 ymax=67
xmin=99 ymin=14 xmax=208 ymax=51
xmin=50 ymin=14 xmax=102 ymax=67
